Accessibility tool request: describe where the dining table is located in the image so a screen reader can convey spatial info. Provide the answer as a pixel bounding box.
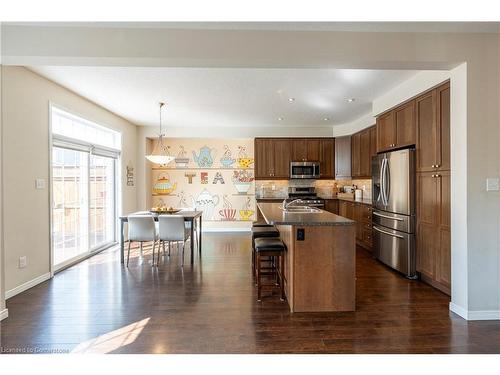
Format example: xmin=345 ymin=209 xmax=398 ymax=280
xmin=119 ymin=210 xmax=203 ymax=265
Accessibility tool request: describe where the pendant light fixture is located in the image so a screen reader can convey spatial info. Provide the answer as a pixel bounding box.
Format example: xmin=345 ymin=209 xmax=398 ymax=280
xmin=145 ymin=102 xmax=175 ymax=165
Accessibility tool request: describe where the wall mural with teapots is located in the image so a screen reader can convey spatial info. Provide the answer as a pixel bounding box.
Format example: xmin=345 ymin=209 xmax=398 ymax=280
xmin=149 ymin=138 xmax=255 ymax=224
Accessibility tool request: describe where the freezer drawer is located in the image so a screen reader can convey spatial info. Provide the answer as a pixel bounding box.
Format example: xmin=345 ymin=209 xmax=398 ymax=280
xmin=373 ymin=224 xmax=416 ymax=278
xmin=372 ymin=209 xmax=415 ymax=233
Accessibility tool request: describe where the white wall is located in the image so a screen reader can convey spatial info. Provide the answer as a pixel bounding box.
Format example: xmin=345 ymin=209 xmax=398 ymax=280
xmin=1 ymin=66 xmax=139 ymax=295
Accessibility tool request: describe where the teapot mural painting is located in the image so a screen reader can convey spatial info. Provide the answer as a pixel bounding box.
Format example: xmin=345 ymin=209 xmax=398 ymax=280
xmin=239 ymin=197 xmax=255 ymax=221
xmin=192 ymin=146 xmax=217 ymax=168
xmin=153 ymin=173 xmax=177 ymax=195
xmin=192 ymin=188 xmax=220 ymax=220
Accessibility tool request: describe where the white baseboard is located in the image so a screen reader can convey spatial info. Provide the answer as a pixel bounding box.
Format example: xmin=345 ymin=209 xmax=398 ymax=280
xmin=450 ymin=302 xmax=469 ymax=319
xmin=5 ymin=272 xmax=51 ymax=299
xmin=450 ymin=302 xmax=500 ymax=320
xmin=0 ymin=308 xmax=8 ymax=321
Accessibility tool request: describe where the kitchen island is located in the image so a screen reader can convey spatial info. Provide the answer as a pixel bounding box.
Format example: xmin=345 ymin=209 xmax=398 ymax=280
xmin=257 ymin=202 xmax=356 ymax=313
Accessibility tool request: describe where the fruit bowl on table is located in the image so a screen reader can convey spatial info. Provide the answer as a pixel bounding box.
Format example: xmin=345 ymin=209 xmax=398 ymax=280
xmin=150 ymin=208 xmax=182 ymax=215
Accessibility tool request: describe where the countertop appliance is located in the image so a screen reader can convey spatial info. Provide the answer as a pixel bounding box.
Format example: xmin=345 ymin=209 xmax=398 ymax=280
xmin=372 ymin=148 xmax=417 ymax=279
xmin=290 ymin=161 xmax=320 ymax=179
xmin=286 ymin=186 xmax=325 ymax=208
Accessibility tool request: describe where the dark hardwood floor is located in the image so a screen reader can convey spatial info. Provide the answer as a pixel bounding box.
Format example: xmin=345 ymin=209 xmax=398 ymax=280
xmin=1 ymin=233 xmax=500 ymax=354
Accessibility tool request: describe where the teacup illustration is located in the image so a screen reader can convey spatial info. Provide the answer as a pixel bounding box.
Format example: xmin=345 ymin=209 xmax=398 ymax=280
xmin=219 ymin=208 xmax=237 ymax=221
xmin=237 ymin=157 xmax=254 ymax=169
xmin=239 ymin=209 xmax=254 ymax=221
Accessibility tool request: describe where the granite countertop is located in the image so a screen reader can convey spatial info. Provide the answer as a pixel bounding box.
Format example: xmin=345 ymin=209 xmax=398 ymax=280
xmin=318 ymin=196 xmax=373 ymax=205
xmin=256 ymin=197 xmax=287 ymax=201
xmin=257 ymin=202 xmax=355 ymax=226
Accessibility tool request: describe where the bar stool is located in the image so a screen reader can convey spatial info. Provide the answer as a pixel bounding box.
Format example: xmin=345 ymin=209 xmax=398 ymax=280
xmin=254 ymin=237 xmax=286 ymax=302
xmin=251 ymin=226 xmax=280 ymax=277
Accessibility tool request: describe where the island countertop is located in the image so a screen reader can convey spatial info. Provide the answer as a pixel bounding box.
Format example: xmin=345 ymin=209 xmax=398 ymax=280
xmin=257 ymin=202 xmax=355 ymax=226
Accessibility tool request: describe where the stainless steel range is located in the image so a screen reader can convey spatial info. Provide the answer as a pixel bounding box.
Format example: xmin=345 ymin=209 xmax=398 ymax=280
xmin=285 ymin=186 xmax=325 ymax=208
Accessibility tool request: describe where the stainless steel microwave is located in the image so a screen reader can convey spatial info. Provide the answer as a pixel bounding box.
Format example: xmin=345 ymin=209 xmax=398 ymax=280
xmin=290 ymin=161 xmax=321 ymax=179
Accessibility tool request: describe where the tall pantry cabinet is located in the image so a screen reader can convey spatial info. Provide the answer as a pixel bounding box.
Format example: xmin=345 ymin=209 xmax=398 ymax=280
xmin=415 ymin=82 xmax=451 ymax=295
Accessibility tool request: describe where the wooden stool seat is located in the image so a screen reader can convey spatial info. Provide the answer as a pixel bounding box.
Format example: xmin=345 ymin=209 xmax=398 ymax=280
xmin=254 ymin=238 xmax=286 ymax=302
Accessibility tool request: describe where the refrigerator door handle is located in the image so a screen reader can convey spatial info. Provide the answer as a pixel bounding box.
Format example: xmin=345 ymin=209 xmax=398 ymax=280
xmin=373 ymin=211 xmax=404 ymax=221
xmin=380 ymin=158 xmax=388 ymax=206
xmin=373 ymin=225 xmax=405 ymax=239
xmin=384 ymin=157 xmax=391 ymax=204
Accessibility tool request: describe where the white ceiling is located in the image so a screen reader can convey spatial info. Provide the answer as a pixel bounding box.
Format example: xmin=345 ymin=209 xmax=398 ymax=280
xmin=30 ymin=66 xmax=417 ymax=128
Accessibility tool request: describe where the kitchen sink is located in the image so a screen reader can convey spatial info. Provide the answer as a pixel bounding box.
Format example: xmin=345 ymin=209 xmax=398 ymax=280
xmin=281 ymin=206 xmax=322 ymax=213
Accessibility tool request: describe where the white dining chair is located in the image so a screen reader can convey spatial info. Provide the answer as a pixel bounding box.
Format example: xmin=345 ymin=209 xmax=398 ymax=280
xmin=127 ymin=215 xmax=158 ymax=267
xmin=158 ymin=215 xmax=190 ymax=266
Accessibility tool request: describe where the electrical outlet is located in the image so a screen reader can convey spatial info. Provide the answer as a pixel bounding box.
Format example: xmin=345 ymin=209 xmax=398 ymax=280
xmin=19 ymin=256 xmax=27 ymax=269
xmin=486 ymin=178 xmax=500 ymax=192
xmin=271 ymin=185 xmax=276 ymax=191
xmin=35 ymin=178 xmax=45 ymax=189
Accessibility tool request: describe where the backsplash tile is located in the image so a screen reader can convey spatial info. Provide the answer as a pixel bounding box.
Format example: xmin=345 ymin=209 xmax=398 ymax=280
xmin=256 ymin=179 xmax=372 ymax=200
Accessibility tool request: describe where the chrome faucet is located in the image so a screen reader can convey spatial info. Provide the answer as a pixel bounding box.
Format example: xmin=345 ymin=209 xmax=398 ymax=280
xmin=282 ymin=198 xmax=304 ymax=210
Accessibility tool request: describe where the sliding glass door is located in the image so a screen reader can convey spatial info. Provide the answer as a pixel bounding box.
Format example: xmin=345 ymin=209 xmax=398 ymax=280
xmin=89 ymin=154 xmax=116 ymax=250
xmin=51 ymin=106 xmax=121 ymax=271
xmin=52 ymin=147 xmax=90 ymax=267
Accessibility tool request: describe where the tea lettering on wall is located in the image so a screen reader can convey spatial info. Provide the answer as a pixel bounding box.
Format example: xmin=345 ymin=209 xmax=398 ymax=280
xmin=212 ymin=172 xmax=225 ymax=184
xmin=200 ymin=172 xmax=209 ymax=184
xmin=185 ymin=172 xmax=196 ymax=184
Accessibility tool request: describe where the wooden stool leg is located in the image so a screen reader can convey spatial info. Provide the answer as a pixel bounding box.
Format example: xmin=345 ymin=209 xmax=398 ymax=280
xmin=256 ymin=253 xmax=262 ymax=301
xmin=279 ymin=254 xmax=285 ymax=301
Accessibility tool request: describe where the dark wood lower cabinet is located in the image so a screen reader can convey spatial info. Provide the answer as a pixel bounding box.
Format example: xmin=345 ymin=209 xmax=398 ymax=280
xmin=338 ymin=200 xmax=372 ymax=251
xmin=324 ymin=199 xmax=339 ymax=215
xmin=416 ymin=170 xmax=451 ymax=295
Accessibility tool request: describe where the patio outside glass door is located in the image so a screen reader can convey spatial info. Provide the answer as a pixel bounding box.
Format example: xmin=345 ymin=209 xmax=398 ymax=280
xmin=52 ymin=147 xmax=89 ymax=268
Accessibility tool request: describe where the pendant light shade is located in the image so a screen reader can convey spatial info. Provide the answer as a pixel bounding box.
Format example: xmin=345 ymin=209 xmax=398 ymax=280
xmin=145 ymin=102 xmax=175 ymax=165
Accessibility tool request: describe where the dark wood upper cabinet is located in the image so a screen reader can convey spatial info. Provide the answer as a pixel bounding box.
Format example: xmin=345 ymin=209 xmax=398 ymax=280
xmin=319 ymin=139 xmax=335 ymax=179
xmin=395 ymin=101 xmax=416 ymax=148
xmin=350 ymin=126 xmax=373 ymax=179
xmin=376 ymin=111 xmax=396 ymax=152
xmin=255 ymin=138 xmax=334 ymax=180
xmin=416 ymin=81 xmax=450 ymax=173
xmin=359 ymin=129 xmax=371 ymax=177
xmin=416 ymin=90 xmax=437 ymax=172
xmin=376 ymin=100 xmax=416 ymax=153
xmin=437 ymin=83 xmax=450 ymax=171
xmin=273 ymin=139 xmax=291 ymax=178
xmin=335 ymin=136 xmax=351 ymax=179
xmin=254 ymin=138 xmax=275 ymax=179
xmin=351 ymin=133 xmax=361 ymax=177
xmin=369 ymin=125 xmax=377 ymax=175
xmin=291 ymin=139 xmax=308 ymax=161
xmin=292 ymin=139 xmax=320 ymax=162
xmin=306 ymin=139 xmax=320 ymax=161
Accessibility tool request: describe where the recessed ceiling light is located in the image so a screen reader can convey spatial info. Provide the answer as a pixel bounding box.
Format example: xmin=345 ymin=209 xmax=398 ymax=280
xmin=288 ymin=98 xmax=295 ymax=102
xmin=323 ymin=117 xmax=330 ymax=121
xmin=278 ymin=117 xmax=284 ymax=121
xmin=347 ymin=98 xmax=355 ymax=103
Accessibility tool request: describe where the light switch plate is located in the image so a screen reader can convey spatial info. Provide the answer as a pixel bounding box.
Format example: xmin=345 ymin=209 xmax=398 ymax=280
xmin=19 ymin=256 xmax=27 ymax=269
xmin=486 ymin=178 xmax=500 ymax=191
xmin=35 ymin=178 xmax=45 ymax=189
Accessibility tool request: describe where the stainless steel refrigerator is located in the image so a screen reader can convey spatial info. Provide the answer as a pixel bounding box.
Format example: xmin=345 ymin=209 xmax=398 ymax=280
xmin=372 ymin=148 xmax=417 ymax=279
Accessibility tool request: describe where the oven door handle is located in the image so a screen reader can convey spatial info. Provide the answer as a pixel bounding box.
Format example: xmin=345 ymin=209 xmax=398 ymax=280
xmin=373 ymin=211 xmax=403 ymax=221
xmin=373 ymin=226 xmax=404 ymax=239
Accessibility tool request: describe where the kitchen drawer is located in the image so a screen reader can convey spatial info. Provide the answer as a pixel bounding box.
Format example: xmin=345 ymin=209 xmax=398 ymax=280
xmin=360 ymin=205 xmax=372 ymax=224
xmin=362 ymin=226 xmax=373 ymax=245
